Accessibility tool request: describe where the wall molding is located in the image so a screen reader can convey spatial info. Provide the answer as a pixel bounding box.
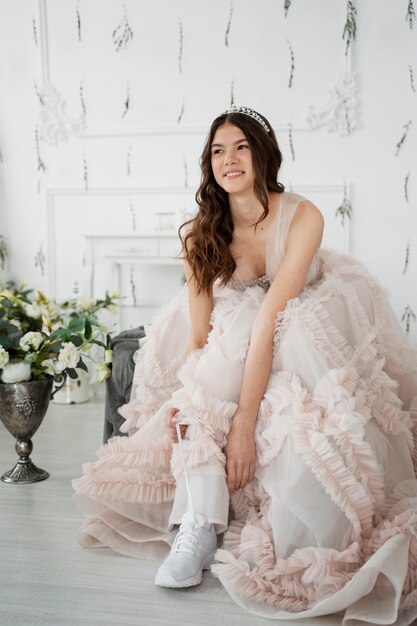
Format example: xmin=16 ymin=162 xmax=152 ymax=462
xmin=47 ymin=183 xmax=350 ymax=296
xmin=37 ymin=0 xmax=355 ymax=141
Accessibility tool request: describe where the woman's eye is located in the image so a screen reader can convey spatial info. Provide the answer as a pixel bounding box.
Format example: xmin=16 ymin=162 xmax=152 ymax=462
xmin=212 ymin=149 xmax=223 ymax=155
xmin=238 ymin=144 xmax=249 ymax=150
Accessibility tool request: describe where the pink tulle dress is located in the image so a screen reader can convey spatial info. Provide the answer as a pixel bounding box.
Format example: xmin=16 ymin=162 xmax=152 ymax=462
xmin=73 ymin=192 xmax=417 ymax=625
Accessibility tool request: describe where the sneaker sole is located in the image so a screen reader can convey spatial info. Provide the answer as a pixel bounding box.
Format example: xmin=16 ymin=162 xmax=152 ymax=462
xmin=154 ymin=550 xmax=215 ymax=589
xmin=155 ymin=571 xmax=203 ymax=588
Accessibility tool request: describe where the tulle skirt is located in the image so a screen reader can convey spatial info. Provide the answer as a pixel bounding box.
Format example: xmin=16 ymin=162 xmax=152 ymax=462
xmin=73 ymin=249 xmax=417 ymax=625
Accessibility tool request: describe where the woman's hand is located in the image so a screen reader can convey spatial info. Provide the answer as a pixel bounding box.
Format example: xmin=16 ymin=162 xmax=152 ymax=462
xmin=224 ymin=419 xmax=256 ymax=494
xmin=166 ymin=407 xmax=187 ymax=443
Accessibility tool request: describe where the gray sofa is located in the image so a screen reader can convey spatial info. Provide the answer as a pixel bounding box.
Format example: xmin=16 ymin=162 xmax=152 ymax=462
xmin=103 ymin=326 xmax=146 ymax=442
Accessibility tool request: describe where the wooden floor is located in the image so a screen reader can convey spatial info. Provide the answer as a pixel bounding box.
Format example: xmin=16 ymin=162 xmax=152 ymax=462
xmin=2 ymin=399 xmax=415 ymax=626
xmin=0 ymin=396 xmax=280 ymax=626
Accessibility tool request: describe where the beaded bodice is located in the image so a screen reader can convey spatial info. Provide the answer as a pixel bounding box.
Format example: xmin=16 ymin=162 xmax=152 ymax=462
xmin=229 ymin=275 xmax=272 ymax=292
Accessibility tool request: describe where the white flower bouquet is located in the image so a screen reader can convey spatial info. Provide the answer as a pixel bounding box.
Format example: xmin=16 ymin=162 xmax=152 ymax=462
xmin=0 ymin=281 xmax=119 ymax=391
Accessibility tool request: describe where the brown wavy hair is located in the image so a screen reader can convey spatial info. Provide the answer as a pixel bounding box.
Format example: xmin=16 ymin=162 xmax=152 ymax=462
xmin=180 ymin=109 xmax=285 ymax=293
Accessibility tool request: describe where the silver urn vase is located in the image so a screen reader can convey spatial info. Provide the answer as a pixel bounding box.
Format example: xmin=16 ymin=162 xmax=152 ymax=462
xmin=0 ymin=378 xmax=53 ymax=483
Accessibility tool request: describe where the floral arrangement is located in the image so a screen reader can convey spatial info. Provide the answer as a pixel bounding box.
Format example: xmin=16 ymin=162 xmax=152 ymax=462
xmin=0 ymin=281 xmax=119 ymax=391
xmin=0 ymin=235 xmax=8 ymax=271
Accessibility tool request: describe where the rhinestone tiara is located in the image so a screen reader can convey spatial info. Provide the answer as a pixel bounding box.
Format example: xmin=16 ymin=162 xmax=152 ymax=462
xmin=222 ymin=105 xmax=270 ymax=133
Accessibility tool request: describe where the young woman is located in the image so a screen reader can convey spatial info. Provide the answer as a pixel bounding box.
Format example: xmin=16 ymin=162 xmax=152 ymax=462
xmin=73 ymin=107 xmax=417 ymax=624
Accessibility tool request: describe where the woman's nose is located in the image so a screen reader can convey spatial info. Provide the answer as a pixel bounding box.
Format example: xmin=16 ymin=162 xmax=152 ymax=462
xmin=225 ymin=149 xmax=238 ymax=164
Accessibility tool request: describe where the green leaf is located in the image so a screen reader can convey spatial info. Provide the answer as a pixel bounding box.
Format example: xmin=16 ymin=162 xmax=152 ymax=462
xmin=66 ymin=368 xmax=78 ymax=380
xmin=77 ymin=359 xmax=88 ymax=373
xmin=50 ymin=328 xmax=68 ymax=341
xmin=48 ymin=342 xmax=62 ymax=353
xmin=0 ymin=327 xmax=24 ymax=350
xmin=84 ymin=318 xmax=92 ymax=340
xmin=69 ymin=334 xmax=83 ymax=347
xmin=32 ymin=368 xmax=45 ymax=377
xmin=68 ymin=317 xmax=85 ymax=331
xmin=91 ymin=338 xmax=106 ymax=348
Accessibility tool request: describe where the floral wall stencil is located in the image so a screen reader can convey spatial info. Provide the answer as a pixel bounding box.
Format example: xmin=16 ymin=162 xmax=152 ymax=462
xmin=403 ymin=240 xmax=410 ymax=275
xmin=31 ymin=15 xmax=38 ymax=46
xmin=225 ymin=1 xmax=233 ymax=47
xmin=307 ymin=70 xmax=359 ymax=136
xmin=112 ymin=3 xmax=134 ymax=51
xmin=287 ymin=40 xmax=295 ymax=88
xmin=177 ymin=102 xmax=185 ymax=124
xmin=76 ymin=0 xmax=82 ymax=42
xmin=395 ymin=120 xmax=412 ymax=156
xmin=35 ymin=127 xmax=46 ymax=172
xmin=406 ymin=0 xmax=415 ymax=29
xmin=0 ymin=236 xmax=8 ymax=271
xmin=405 ymin=172 xmax=411 ymax=202
xmin=342 ymin=1 xmax=357 ymax=56
xmin=34 ymin=243 xmax=46 ymax=276
xmin=33 ymin=81 xmax=44 ymax=106
xmin=121 ymin=82 xmax=130 ymax=118
xmin=129 ymin=200 xmax=137 ymax=231
xmin=82 ymin=148 xmax=88 ymax=191
xmin=183 ymin=158 xmax=188 ymax=188
xmin=126 ymin=145 xmax=132 ymax=177
xmin=79 ymin=79 xmax=86 ymax=116
xmin=402 ymin=306 xmax=416 ymax=334
xmin=335 ymin=183 xmax=353 ymax=226
xmin=129 ymin=264 xmax=137 ymax=307
xmin=284 ymin=0 xmax=291 ymax=18
xmin=288 ymin=123 xmax=295 ymax=161
xmin=178 ymin=20 xmax=183 ymax=74
xmin=409 ymin=64 xmax=416 ymax=92
xmin=37 ymin=83 xmax=86 ymax=145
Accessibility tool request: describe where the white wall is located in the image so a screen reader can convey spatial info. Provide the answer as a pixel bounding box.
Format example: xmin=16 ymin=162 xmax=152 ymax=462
xmin=0 ymin=0 xmax=416 ymax=336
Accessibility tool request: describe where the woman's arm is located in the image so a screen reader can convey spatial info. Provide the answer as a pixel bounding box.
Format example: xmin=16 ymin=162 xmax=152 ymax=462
xmin=183 ymin=253 xmax=214 ymax=355
xmin=225 ymin=200 xmax=324 ymax=493
xmin=167 ymin=241 xmax=214 ymax=443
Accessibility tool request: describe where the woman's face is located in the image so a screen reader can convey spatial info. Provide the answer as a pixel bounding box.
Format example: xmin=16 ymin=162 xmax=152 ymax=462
xmin=210 ymin=123 xmax=255 ymax=195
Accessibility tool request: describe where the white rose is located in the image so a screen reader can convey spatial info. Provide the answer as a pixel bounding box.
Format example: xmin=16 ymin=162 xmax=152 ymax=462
xmin=77 ymin=295 xmax=94 ymax=311
xmin=23 ymin=303 xmax=42 ymax=319
xmin=0 ymin=347 xmax=10 ymax=369
xmin=40 ymin=302 xmax=61 ymax=320
xmin=19 ymin=331 xmax=44 ymax=352
xmin=95 ymin=361 xmax=111 ymax=382
xmin=58 ymin=342 xmax=80 ymax=369
xmin=41 ymin=358 xmax=65 ymax=376
xmin=0 ymin=359 xmax=31 ymax=383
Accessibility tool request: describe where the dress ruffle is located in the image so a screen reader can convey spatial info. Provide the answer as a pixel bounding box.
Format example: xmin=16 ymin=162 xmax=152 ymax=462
xmin=73 ymin=248 xmax=417 ymax=625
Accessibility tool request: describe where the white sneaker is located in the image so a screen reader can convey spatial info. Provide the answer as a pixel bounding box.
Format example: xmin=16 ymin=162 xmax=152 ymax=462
xmin=155 ymin=511 xmax=217 ymax=588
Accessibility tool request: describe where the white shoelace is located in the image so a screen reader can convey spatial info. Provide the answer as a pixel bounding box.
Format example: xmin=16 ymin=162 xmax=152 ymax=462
xmin=175 ymin=421 xmax=195 ymax=518
xmin=173 ymin=520 xmax=203 ymax=555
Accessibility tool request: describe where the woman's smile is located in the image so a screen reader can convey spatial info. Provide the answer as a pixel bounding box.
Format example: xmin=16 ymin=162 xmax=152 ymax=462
xmin=224 ymin=169 xmax=245 ymax=178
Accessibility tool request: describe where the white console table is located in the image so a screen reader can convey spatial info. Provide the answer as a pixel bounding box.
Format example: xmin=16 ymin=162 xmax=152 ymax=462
xmin=84 ymin=233 xmax=183 ymax=329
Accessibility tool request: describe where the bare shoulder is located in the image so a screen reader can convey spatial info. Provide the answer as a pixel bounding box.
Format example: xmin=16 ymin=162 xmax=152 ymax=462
xmin=287 ymin=198 xmax=324 ymax=248
xmin=293 ymin=198 xmax=324 ymax=227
